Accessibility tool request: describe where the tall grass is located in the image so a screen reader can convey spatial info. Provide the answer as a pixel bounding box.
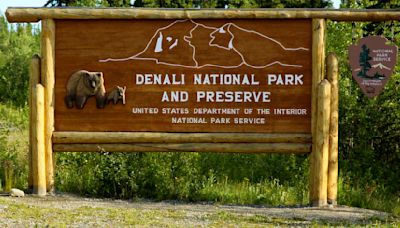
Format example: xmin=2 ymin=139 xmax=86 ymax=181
xmin=338 ymin=177 xmax=400 ymax=216
xmin=0 ymin=103 xmax=399 ymax=216
xmin=0 ymin=103 xmax=29 ymax=191
xmin=194 ymin=175 xmax=309 ymax=206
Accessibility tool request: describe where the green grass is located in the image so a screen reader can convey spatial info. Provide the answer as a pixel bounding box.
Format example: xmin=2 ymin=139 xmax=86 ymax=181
xmin=193 ymin=176 xmax=400 ymax=217
xmin=0 ymin=102 xmax=399 ymax=218
xmin=0 ymin=198 xmax=277 ymax=227
xmin=0 ymin=103 xmax=28 ymax=129
xmin=1 ymin=197 xmax=397 ymax=227
xmin=0 ymin=103 xmax=29 ymax=191
xmin=0 ymin=198 xmax=186 ymax=227
xmin=338 ymin=177 xmax=400 ymax=216
xmin=194 ymin=176 xmax=308 ymax=206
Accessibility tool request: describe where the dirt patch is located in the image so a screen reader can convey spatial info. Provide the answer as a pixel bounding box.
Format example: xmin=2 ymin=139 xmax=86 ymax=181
xmin=0 ymin=194 xmax=398 ymax=227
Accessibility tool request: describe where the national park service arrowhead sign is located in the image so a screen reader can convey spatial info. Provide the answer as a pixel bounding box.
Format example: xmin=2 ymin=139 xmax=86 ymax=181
xmin=349 ymin=36 xmax=398 ymax=98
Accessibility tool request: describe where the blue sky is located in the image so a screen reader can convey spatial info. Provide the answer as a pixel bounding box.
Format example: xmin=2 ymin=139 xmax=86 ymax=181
xmin=0 ymin=0 xmax=341 ymax=15
xmin=0 ymin=0 xmax=48 ymax=14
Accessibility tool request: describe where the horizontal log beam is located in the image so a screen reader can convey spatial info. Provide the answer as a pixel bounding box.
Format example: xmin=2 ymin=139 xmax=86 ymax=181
xmin=6 ymin=8 xmax=400 ymax=23
xmin=53 ymin=143 xmax=311 ymax=153
xmin=52 ymin=132 xmax=312 ymax=144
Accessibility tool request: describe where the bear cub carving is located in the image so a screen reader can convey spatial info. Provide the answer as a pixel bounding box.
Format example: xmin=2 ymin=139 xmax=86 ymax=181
xmin=106 ymin=86 xmax=126 ymax=105
xmin=65 ymin=70 xmax=106 ymax=109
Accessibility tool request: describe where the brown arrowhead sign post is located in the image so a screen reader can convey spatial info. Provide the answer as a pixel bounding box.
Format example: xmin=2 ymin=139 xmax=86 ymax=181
xmin=349 ymin=36 xmax=398 ymax=98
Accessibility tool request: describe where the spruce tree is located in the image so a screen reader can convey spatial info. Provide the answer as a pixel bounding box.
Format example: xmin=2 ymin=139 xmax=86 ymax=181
xmin=358 ymin=44 xmax=372 ymax=78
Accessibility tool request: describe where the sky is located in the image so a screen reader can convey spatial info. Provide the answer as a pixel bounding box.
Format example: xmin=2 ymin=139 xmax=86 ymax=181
xmin=0 ymin=0 xmax=341 ymax=15
xmin=0 ymin=0 xmax=48 ymax=15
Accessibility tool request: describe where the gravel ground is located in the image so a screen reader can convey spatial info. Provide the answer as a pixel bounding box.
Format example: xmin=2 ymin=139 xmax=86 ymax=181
xmin=0 ymin=194 xmax=398 ymax=227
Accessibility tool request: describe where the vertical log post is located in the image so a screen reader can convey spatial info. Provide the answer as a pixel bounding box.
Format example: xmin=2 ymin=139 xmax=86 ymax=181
xmin=312 ymin=79 xmax=331 ymax=206
xmin=310 ymin=18 xmax=326 ymax=205
xmin=327 ymin=53 xmax=339 ymax=205
xmin=33 ymin=84 xmax=46 ymax=196
xmin=29 ymin=55 xmax=41 ymax=192
xmin=41 ymin=19 xmax=56 ymax=193
xmin=4 ymin=161 xmax=13 ymax=192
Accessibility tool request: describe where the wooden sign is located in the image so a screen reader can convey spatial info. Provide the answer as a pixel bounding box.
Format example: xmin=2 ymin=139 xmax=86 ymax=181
xmin=349 ymin=36 xmax=398 ymax=98
xmin=8 ymin=8 xmax=346 ymax=206
xmin=55 ymin=19 xmax=312 ymax=133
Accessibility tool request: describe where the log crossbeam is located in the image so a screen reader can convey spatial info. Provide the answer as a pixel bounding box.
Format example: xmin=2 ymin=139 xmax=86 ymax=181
xmin=6 ymin=8 xmax=400 ymax=23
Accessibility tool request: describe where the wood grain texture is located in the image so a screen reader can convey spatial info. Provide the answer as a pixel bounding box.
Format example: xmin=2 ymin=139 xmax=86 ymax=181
xmin=53 ymin=143 xmax=311 ymax=153
xmin=28 ymin=55 xmax=40 ymax=191
xmin=33 ymin=84 xmax=46 ymax=196
xmin=6 ymin=8 xmax=400 ymax=23
xmin=311 ymin=19 xmax=326 ymax=136
xmin=55 ymin=19 xmax=312 ymax=133
xmin=327 ymin=53 xmax=339 ymax=205
xmin=309 ymin=18 xmax=326 ymax=204
xmin=41 ymin=19 xmax=55 ymax=193
xmin=312 ymin=79 xmax=331 ymax=207
xmin=53 ymin=132 xmax=312 ymax=144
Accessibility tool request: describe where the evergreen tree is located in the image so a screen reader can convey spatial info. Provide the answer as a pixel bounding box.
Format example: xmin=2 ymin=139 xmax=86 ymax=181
xmin=45 ymin=0 xmax=132 ymax=7
xmin=0 ymin=16 xmax=40 ymax=105
xmin=358 ymin=44 xmax=372 ymax=78
xmin=44 ymin=0 xmax=333 ymax=8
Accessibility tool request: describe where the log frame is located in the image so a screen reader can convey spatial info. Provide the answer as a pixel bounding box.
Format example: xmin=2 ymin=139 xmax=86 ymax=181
xmin=18 ymin=8 xmax=342 ymax=205
xmin=327 ymin=53 xmax=339 ymax=205
xmin=312 ymin=79 xmax=331 ymax=207
xmin=41 ymin=19 xmax=55 ymax=193
xmin=33 ymin=84 xmax=46 ymax=196
xmin=53 ymin=132 xmax=312 ymax=144
xmin=310 ymin=18 xmax=326 ymax=205
xmin=53 ymin=143 xmax=311 ymax=154
xmin=28 ymin=55 xmax=41 ymax=192
xmin=6 ymin=8 xmax=400 ymax=23
xmin=52 ymin=132 xmax=312 ymax=154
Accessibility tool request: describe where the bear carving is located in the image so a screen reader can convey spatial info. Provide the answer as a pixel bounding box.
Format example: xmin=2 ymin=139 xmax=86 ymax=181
xmin=106 ymin=86 xmax=126 ymax=105
xmin=64 ymin=70 xmax=106 ymax=109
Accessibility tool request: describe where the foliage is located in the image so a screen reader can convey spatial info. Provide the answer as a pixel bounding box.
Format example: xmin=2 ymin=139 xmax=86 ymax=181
xmin=45 ymin=0 xmax=132 ymax=7
xmin=327 ymin=16 xmax=400 ymax=195
xmin=55 ymin=152 xmax=308 ymax=201
xmin=0 ymin=17 xmax=40 ymax=106
xmin=0 ymin=17 xmax=37 ymax=190
xmin=0 ymin=103 xmax=29 ymax=191
xmin=44 ymin=0 xmax=332 ymax=8
xmin=338 ymin=176 xmax=400 ymax=215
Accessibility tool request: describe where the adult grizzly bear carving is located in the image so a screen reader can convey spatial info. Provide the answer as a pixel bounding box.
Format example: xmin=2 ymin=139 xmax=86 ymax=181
xmin=64 ymin=70 xmax=106 ymax=109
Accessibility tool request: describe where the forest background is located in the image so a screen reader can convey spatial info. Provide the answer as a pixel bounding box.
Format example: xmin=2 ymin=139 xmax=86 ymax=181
xmin=0 ymin=0 xmax=399 ymax=215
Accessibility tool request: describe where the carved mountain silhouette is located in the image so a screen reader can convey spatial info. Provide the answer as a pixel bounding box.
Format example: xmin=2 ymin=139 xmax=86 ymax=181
xmin=100 ymin=20 xmax=309 ymax=69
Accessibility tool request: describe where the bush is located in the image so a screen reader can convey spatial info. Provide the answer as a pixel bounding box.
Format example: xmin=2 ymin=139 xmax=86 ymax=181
xmin=0 ymin=16 xmax=40 ymax=106
xmin=0 ymin=103 xmax=28 ymax=191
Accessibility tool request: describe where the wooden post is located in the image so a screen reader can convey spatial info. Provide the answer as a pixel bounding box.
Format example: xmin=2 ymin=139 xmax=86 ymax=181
xmin=4 ymin=161 xmax=13 ymax=192
xmin=312 ymin=79 xmax=331 ymax=206
xmin=310 ymin=18 xmax=326 ymax=205
xmin=327 ymin=53 xmax=339 ymax=205
xmin=41 ymin=19 xmax=55 ymax=193
xmin=32 ymin=84 xmax=46 ymax=196
xmin=28 ymin=55 xmax=41 ymax=192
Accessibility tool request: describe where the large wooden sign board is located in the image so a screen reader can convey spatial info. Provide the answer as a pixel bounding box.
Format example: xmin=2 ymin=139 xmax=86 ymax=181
xmin=7 ymin=8 xmax=363 ymax=206
xmin=55 ymin=19 xmax=312 ymax=133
